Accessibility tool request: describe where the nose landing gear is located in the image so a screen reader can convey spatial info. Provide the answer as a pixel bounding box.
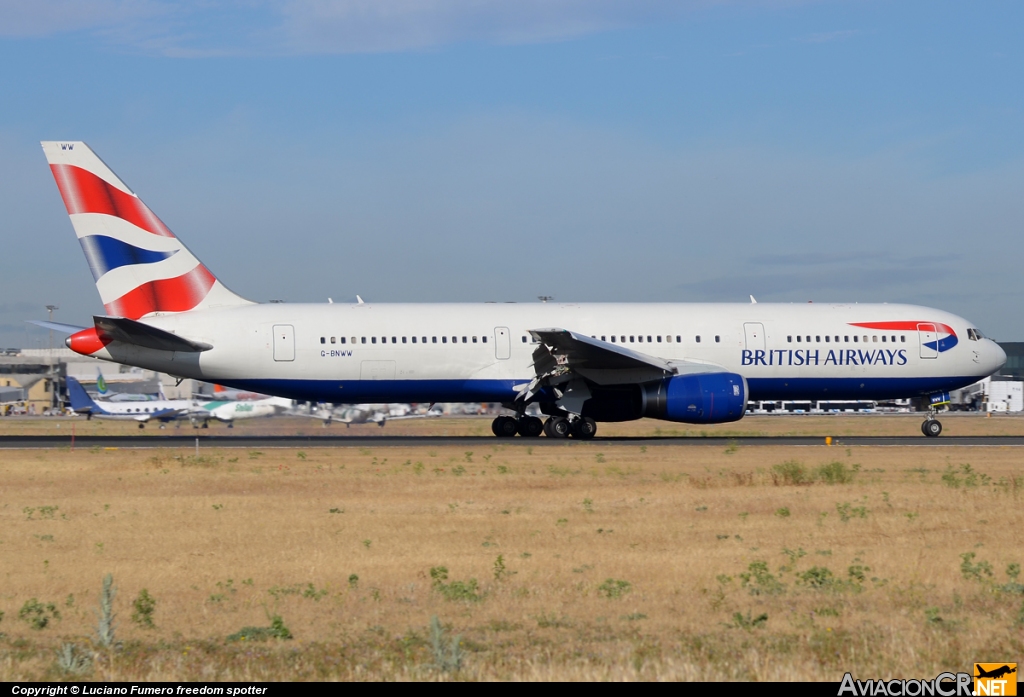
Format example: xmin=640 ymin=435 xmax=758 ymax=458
xmin=922 ymin=418 xmax=942 ymax=437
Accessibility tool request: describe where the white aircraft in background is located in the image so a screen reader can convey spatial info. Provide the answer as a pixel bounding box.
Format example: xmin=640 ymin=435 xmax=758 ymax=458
xmin=40 ymin=142 xmax=1006 ymax=438
xmin=194 ymin=396 xmax=293 ymax=427
xmin=308 ymin=403 xmax=439 ymax=427
xmin=66 ymin=376 xmax=207 ymax=428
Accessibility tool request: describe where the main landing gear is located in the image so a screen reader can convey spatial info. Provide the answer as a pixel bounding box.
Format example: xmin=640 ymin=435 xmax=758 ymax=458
xmin=921 ymin=418 xmax=942 ymax=438
xmin=490 ymin=415 xmax=597 ymax=440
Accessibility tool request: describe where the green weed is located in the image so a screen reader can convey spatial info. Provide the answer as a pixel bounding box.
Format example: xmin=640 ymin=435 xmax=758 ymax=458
xmin=131 ymin=589 xmax=156 ymax=629
xmin=19 ymin=599 xmax=60 ymax=630
xmin=596 ymin=578 xmax=632 ymax=599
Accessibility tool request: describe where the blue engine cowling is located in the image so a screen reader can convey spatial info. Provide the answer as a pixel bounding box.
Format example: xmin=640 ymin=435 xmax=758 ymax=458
xmin=642 ymin=373 xmax=748 ymax=424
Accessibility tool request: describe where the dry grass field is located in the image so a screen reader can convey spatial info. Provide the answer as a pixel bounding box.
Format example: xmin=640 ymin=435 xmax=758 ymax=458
xmin=1 ymin=441 xmax=1022 ymax=681
xmin=5 ymin=411 xmax=1024 ymax=438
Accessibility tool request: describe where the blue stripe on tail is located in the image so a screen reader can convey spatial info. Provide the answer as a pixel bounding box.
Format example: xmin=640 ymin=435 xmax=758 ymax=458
xmin=78 ymin=235 xmax=177 ymax=280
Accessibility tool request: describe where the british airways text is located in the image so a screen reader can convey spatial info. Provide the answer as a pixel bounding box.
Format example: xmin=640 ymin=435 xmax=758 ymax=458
xmin=741 ymin=349 xmax=908 ymax=367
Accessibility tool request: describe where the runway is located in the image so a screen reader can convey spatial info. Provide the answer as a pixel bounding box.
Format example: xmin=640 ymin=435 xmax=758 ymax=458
xmin=4 ymin=434 xmax=1024 ymax=448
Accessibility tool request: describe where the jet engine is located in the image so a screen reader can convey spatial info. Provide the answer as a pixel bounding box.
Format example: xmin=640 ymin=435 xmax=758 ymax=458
xmin=579 ymin=373 xmax=747 ymax=424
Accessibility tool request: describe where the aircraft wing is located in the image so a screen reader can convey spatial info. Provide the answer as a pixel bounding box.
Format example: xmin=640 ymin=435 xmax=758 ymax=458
xmin=521 ymin=327 xmax=723 ymax=405
xmin=147 ymin=408 xmax=188 ymax=422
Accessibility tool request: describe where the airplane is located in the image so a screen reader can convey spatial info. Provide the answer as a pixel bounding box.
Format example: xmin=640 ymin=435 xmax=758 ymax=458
xmin=195 ymin=396 xmax=293 ymax=427
xmin=306 ymin=403 xmax=440 ymax=427
xmin=65 ymin=376 xmax=207 ymax=428
xmin=39 ymin=142 xmax=1006 ymax=438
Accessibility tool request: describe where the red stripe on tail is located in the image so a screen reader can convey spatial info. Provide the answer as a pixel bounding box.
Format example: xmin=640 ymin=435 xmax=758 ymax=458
xmin=104 ymin=265 xmax=216 ymax=320
xmin=50 ymin=164 xmax=174 ymax=237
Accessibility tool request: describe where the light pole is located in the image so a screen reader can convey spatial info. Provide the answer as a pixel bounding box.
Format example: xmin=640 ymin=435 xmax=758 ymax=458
xmin=45 ymin=305 xmax=59 ymax=412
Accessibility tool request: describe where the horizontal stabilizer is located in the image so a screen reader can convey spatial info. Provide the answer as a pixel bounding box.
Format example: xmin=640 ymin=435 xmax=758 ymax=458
xmin=27 ymin=320 xmax=88 ymax=333
xmin=94 ymin=316 xmax=212 ymax=353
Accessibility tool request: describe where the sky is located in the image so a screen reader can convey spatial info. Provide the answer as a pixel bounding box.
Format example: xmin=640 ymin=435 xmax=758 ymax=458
xmin=1 ymin=0 xmax=1022 ymax=348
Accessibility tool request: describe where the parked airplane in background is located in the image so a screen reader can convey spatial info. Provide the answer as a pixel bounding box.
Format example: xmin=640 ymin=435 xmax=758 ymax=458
xmin=196 ymin=396 xmax=292 ymax=427
xmin=308 ymin=403 xmax=439 ymax=427
xmin=40 ymin=142 xmax=1006 ymax=438
xmin=66 ymin=377 xmax=206 ymax=428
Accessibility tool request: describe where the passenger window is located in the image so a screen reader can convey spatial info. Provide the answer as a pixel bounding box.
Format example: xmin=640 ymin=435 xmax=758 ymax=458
xmin=402 ymin=337 xmax=407 ymax=344
xmin=797 ymin=336 xmax=802 ymax=343
xmin=695 ymin=336 xmax=701 ymax=343
xmin=853 ymin=336 xmax=858 ymax=343
xmin=411 ymin=337 xmax=416 ymax=343
xmin=862 ymin=336 xmax=868 ymax=343
xmin=666 ymin=335 xmax=672 ymax=343
xmin=432 ymin=337 xmax=437 ymax=343
xmin=630 ymin=336 xmax=635 ymax=343
xmin=891 ymin=335 xmax=896 ymax=343
xmin=715 ymin=335 xmax=720 ymax=343
xmin=482 ymin=336 xmax=487 ymax=343
xmin=442 ymin=336 xmax=447 ymax=343
xmin=787 ymin=336 xmax=792 ymax=342
xmin=881 ymin=336 xmax=886 ymax=342
xmin=330 ymin=337 xmax=336 ymax=344
xmin=361 ymin=337 xmax=367 ymax=344
xmin=657 ymin=336 xmax=662 ymax=343
xmin=462 ymin=337 xmax=467 ymax=343
xmin=340 ymin=337 xmax=346 ymax=344
xmin=844 ymin=336 xmax=849 ymax=342
xmin=901 ymin=335 xmax=905 ymax=342
xmin=621 ymin=336 xmax=626 ymax=343
xmin=835 ymin=336 xmax=839 ymax=342
xmin=452 ymin=337 xmax=457 ymax=344
xmin=806 ymin=336 xmax=811 ymax=342
xmin=320 ymin=337 xmax=325 ymax=344
xmin=637 ymin=336 xmax=642 ymax=343
xmin=371 ymin=337 xmax=377 ymax=344
xmin=392 ymin=337 xmax=397 ymax=343
xmin=472 ymin=336 xmax=477 ymax=343
xmin=522 ymin=336 xmax=527 ymax=343
xmin=872 ymin=336 xmax=877 ymax=343
xmin=676 ymin=335 xmax=681 ymax=343
xmin=601 ymin=336 xmax=606 ymax=341
xmin=647 ymin=336 xmax=652 ymax=343
xmin=825 ymin=336 xmax=830 ymax=342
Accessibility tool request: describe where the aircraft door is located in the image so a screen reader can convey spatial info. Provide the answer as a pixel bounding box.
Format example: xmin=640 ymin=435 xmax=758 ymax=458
xmin=273 ymin=325 xmax=295 ymax=362
xmin=494 ymin=327 xmax=511 ymax=360
xmin=743 ymin=323 xmax=766 ymax=351
xmin=918 ymin=323 xmax=938 ymax=359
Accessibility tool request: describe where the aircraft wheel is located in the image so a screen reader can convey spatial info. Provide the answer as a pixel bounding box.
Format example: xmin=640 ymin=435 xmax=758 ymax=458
xmin=201 ymin=421 xmax=209 ymax=429
xmin=571 ymin=417 xmax=597 ymax=440
xmin=517 ymin=416 xmax=543 ymax=438
xmin=138 ymin=423 xmax=145 ymax=429
xmin=227 ymin=422 xmax=234 ymax=429
xmin=546 ymin=416 xmax=571 ymax=438
xmin=492 ymin=416 xmax=518 ymax=438
xmin=922 ymin=419 xmax=942 ymax=437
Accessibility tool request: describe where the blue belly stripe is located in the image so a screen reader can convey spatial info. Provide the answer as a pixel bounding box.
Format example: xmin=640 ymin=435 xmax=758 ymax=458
xmin=214 ymin=376 xmax=983 ymax=407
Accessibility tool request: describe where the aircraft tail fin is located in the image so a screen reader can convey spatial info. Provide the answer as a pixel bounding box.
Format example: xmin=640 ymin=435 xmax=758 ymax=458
xmin=66 ymin=377 xmax=100 ymax=414
xmin=41 ymin=141 xmax=253 ymax=320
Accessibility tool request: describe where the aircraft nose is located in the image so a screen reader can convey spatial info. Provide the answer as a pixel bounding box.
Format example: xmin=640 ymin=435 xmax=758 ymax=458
xmin=986 ymin=340 xmax=1007 ymax=374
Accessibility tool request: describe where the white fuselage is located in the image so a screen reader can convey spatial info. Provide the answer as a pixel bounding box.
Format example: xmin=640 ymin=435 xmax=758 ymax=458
xmin=76 ymin=301 xmax=1005 ymax=408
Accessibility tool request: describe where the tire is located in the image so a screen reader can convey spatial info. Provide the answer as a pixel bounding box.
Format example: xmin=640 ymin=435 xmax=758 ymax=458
xmin=571 ymin=417 xmax=597 ymax=440
xmin=922 ymin=419 xmax=942 ymax=437
xmin=548 ymin=416 xmax=571 ymax=438
xmin=518 ymin=416 xmax=543 ymax=438
xmin=493 ymin=416 xmax=518 ymax=438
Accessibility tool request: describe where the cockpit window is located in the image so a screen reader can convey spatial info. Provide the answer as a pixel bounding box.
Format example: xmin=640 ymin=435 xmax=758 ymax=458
xmin=967 ymin=328 xmax=985 ymax=341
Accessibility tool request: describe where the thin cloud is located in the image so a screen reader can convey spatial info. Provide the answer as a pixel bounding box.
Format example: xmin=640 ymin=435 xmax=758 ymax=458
xmin=798 ymin=29 xmax=858 ymax=43
xmin=0 ymin=0 xmax=828 ymax=55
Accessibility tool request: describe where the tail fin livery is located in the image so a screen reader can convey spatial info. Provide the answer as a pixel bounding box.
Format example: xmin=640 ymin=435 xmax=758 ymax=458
xmin=41 ymin=142 xmax=252 ymax=320
xmin=66 ymin=376 xmax=102 ymax=414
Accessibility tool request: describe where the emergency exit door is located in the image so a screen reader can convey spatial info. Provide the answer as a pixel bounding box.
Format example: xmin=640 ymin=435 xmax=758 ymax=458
xmin=494 ymin=327 xmax=511 ymax=360
xmin=743 ymin=323 xmax=766 ymax=351
xmin=918 ymin=323 xmax=938 ymax=359
xmin=273 ymin=324 xmax=295 ymax=362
